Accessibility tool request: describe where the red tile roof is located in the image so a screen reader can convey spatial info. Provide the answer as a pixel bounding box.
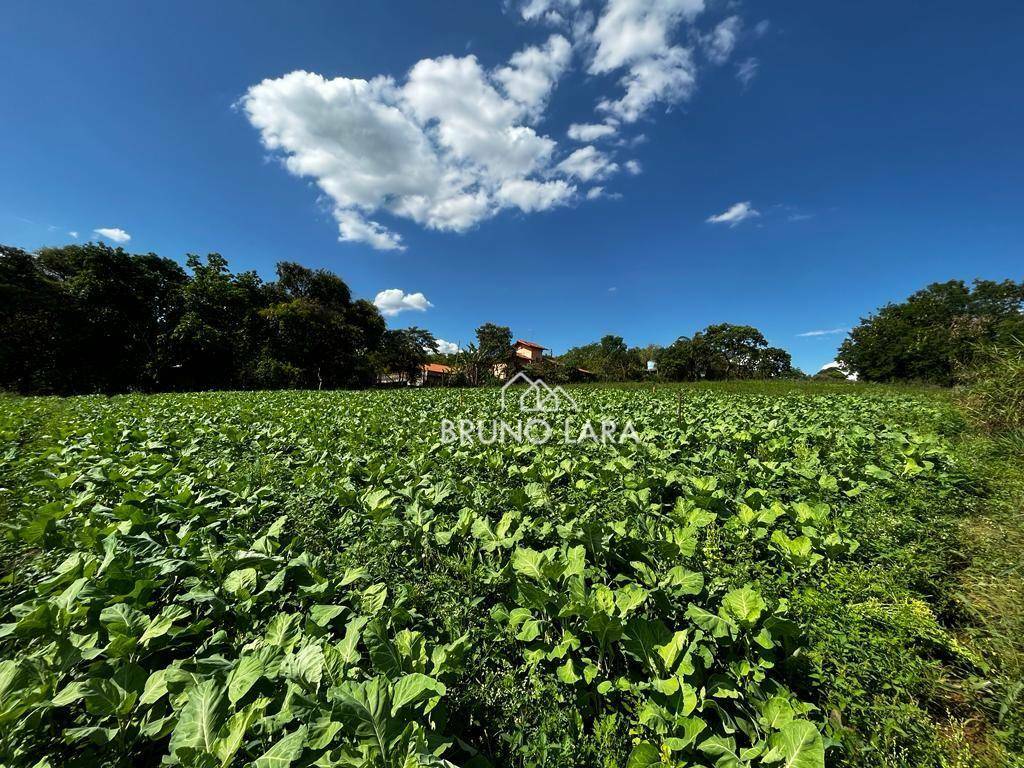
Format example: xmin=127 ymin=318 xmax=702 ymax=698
xmin=515 ymin=339 xmax=546 ymax=350
xmin=422 ymin=363 xmax=452 ymax=374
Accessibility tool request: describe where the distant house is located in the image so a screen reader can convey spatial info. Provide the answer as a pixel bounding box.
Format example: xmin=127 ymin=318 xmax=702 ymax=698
xmin=377 ymin=362 xmax=453 ymax=387
xmin=514 ymin=339 xmax=547 ymax=364
xmin=494 ymin=339 xmax=548 ymax=379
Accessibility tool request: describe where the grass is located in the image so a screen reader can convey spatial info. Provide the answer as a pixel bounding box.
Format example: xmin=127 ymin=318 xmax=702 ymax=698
xmin=949 ymin=435 xmax=1024 ymax=766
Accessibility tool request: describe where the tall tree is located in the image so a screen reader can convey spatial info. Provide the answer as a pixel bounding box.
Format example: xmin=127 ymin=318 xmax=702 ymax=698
xmin=0 ymin=246 xmax=74 ymax=393
xmin=698 ymin=324 xmax=769 ymax=379
xmin=838 ymin=279 xmax=1024 ymax=384
xmin=33 ymin=242 xmax=187 ymax=393
xmin=257 ymin=262 xmax=385 ymax=389
xmin=373 ymin=327 xmax=437 ymax=382
xmin=169 ymin=253 xmax=268 ymax=390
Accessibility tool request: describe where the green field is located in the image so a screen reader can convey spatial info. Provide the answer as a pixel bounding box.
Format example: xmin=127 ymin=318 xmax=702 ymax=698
xmin=0 ymin=385 xmax=1020 ymax=767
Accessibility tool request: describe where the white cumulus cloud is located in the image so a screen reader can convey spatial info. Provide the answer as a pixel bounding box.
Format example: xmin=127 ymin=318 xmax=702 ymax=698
xmin=556 ymin=145 xmax=619 ymax=181
xmin=518 ymin=0 xmax=581 ymax=22
xmin=242 ymin=0 xmax=763 ymax=249
xmin=624 ymin=159 xmax=642 ymax=175
xmin=374 ymin=289 xmax=434 ymax=316
xmin=589 ymin=0 xmax=704 ymax=123
xmin=494 ymin=34 xmax=572 ymax=119
xmin=496 ymin=178 xmax=576 ymax=212
xmin=242 ymin=36 xmax=585 ymax=251
xmin=567 ymin=122 xmax=618 ymax=141
xmin=93 ymin=227 xmax=131 ymax=243
xmin=432 ymin=339 xmax=461 ymax=354
xmin=68 ymin=231 xmax=79 ymax=238
xmin=706 ymin=201 xmax=760 ymax=227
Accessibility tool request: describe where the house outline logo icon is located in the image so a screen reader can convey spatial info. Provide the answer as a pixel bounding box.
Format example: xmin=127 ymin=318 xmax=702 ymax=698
xmin=501 ymin=372 xmax=579 ymax=413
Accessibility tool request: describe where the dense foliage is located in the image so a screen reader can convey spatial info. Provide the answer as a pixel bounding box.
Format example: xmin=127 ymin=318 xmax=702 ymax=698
xmin=654 ymin=326 xmax=796 ymax=382
xmin=0 ymin=244 xmax=432 ymax=395
xmin=556 ymin=328 xmax=796 ymax=383
xmin=838 ymin=279 xmax=1024 ymax=385
xmin=1 ymin=385 xmax=1003 ymax=767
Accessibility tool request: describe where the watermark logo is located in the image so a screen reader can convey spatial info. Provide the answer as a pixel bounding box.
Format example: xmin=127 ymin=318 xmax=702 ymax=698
xmin=501 ymin=371 xmax=579 ymax=413
xmin=441 ymin=373 xmax=639 ymax=446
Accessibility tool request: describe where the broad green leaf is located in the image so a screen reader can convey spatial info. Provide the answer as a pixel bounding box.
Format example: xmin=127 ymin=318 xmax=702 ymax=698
xmin=664 ymin=567 xmax=704 ymax=596
xmin=227 ymin=654 xmax=264 ymax=704
xmin=309 ymin=604 xmax=346 ymax=627
xmin=361 ymin=583 xmax=388 ymax=614
xmin=614 ymin=583 xmax=649 ymax=616
xmin=626 ymin=741 xmax=661 ymax=768
xmin=52 ymin=680 xmax=90 ymax=707
xmin=721 ymin=586 xmax=766 ymax=626
xmin=99 ymin=604 xmax=147 ymax=638
xmin=223 ymin=567 xmax=258 ymax=596
xmin=281 ymin=643 xmax=324 ymax=687
xmin=169 ymin=679 xmax=228 ymax=758
xmin=253 ymin=725 xmax=307 ymax=768
xmin=512 ymin=548 xmax=547 ymax=581
xmin=213 ymin=698 xmax=267 ymax=767
xmin=767 ymin=720 xmax=825 ymax=768
xmin=391 ymin=673 xmax=445 ymax=714
xmin=556 ymin=658 xmax=581 ymax=684
xmin=685 ymin=604 xmax=736 ymax=639
xmin=140 ymin=669 xmax=169 ymax=706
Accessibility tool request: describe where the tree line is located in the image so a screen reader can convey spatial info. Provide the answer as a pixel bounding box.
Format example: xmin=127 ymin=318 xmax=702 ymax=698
xmin=0 ymin=243 xmax=438 ymax=394
xmin=3 ymin=242 xmax=1020 ymax=393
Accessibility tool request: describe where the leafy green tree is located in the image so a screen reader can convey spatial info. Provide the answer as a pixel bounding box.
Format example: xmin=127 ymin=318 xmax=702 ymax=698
xmin=754 ymin=346 xmax=796 ymax=379
xmin=29 ymin=242 xmax=187 ymax=393
xmin=838 ymin=279 xmax=1024 ymax=384
xmin=0 ymin=245 xmax=75 ymax=393
xmin=169 ymin=253 xmax=268 ymax=390
xmin=655 ymin=336 xmax=699 ymax=381
xmin=698 ymin=324 xmax=769 ymax=379
xmin=475 ymin=323 xmax=513 ymax=364
xmin=654 ymin=326 xmax=793 ymax=381
xmin=560 ymin=335 xmax=645 ymax=380
xmin=373 ymin=327 xmax=437 ymax=382
xmin=470 ymin=323 xmax=514 ymax=382
xmin=257 ymin=263 xmax=385 ymax=389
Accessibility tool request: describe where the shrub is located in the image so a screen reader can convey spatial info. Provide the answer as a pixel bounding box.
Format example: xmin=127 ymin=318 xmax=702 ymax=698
xmin=957 ymin=339 xmax=1024 ymax=434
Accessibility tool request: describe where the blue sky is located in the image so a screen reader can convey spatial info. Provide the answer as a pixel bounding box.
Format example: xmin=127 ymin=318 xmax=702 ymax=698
xmin=2 ymin=0 xmax=1022 ymax=372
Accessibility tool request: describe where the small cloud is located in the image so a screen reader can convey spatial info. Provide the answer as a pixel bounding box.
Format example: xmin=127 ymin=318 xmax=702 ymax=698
xmin=798 ymin=328 xmax=848 ymax=337
xmin=736 ymin=57 xmax=759 ymax=88
xmin=567 ymin=122 xmax=617 ymax=142
xmin=373 ymin=288 xmax=433 ymax=316
xmin=754 ymin=20 xmax=771 ymax=37
xmin=68 ymin=231 xmax=79 ymax=238
xmin=608 ymin=286 xmax=618 ymax=293
xmin=705 ymin=16 xmax=742 ymax=65
xmin=584 ymin=186 xmax=621 ymax=201
xmin=787 ymin=212 xmax=814 ymax=222
xmin=624 ymin=159 xmax=642 ymax=175
xmin=93 ymin=227 xmax=131 ymax=243
xmin=433 ymin=339 xmax=460 ymax=354
xmin=706 ymin=201 xmax=760 ymax=227
xmin=556 ymin=145 xmax=619 ymax=182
